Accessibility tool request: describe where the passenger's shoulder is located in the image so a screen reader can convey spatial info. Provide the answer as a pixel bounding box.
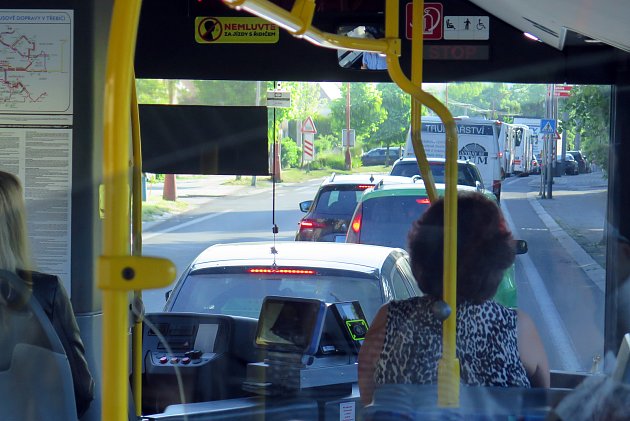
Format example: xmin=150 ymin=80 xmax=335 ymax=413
xmin=28 ymin=271 xmax=62 ymax=285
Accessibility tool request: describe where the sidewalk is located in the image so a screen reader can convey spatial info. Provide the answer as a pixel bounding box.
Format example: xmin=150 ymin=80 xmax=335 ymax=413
xmin=143 ymin=175 xmax=270 ymax=229
xmin=528 ymin=170 xmax=608 ymax=270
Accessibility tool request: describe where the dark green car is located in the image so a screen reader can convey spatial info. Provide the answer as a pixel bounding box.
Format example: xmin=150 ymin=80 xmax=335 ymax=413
xmin=346 ymin=180 xmax=521 ymax=308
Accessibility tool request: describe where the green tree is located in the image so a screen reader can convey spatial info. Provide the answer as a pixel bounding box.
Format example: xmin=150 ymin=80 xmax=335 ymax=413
xmin=512 ymin=84 xmax=546 ymax=117
xmin=329 ymin=83 xmax=386 ymax=151
xmin=374 ymin=83 xmax=411 ymax=147
xmin=184 ymin=80 xmax=263 ymax=105
xmin=560 ymin=85 xmax=611 ymax=171
xmin=136 ymin=79 xmax=171 ymax=104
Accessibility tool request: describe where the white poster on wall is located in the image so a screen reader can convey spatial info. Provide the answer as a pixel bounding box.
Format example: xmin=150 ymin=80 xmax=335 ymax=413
xmin=0 ymin=10 xmax=73 ymax=292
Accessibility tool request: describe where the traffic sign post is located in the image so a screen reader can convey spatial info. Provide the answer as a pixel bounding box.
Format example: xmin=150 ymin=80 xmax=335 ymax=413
xmin=540 ymin=119 xmax=556 ymax=135
xmin=267 ymin=90 xmax=291 ymax=108
xmin=301 ymin=117 xmax=317 ymax=169
xmin=342 ymin=129 xmax=355 ymax=147
xmin=554 ymin=85 xmax=573 ymax=97
xmin=540 ymin=119 xmax=556 ymax=199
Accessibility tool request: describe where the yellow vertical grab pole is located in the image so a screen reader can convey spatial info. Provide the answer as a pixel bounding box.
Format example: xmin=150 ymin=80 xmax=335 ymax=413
xmin=384 ymin=0 xmax=459 ymax=407
xmin=408 ymin=0 xmax=438 ymax=204
xmin=100 ymin=1 xmax=141 ymax=419
xmin=131 ymin=73 xmax=144 ymax=417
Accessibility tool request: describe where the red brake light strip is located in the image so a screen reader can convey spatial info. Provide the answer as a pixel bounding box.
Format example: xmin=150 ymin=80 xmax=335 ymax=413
xmin=248 ymin=268 xmax=316 ymax=275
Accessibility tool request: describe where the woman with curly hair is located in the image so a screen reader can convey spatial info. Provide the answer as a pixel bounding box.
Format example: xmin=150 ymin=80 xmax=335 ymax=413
xmin=358 ymin=191 xmax=549 ymax=405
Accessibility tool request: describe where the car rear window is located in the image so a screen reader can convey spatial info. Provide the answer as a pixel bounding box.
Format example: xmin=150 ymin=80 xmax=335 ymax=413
xmin=390 ymin=162 xmax=477 ymax=187
xmin=169 ymin=273 xmax=383 ymax=322
xmin=313 ymin=188 xmax=364 ymax=216
xmin=359 ymin=195 xmax=431 ymax=250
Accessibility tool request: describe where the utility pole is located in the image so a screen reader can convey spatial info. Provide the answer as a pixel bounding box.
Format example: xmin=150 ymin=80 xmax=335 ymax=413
xmin=163 ymin=80 xmax=177 ymax=201
xmin=545 ymin=84 xmax=555 ymax=199
xmin=345 ymin=82 xmax=352 ymax=170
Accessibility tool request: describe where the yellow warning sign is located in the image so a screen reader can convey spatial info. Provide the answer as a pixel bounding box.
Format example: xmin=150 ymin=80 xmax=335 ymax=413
xmin=195 ymin=17 xmax=279 ymax=44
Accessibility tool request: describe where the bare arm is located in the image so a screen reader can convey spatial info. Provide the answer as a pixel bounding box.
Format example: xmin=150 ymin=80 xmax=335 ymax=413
xmin=358 ymin=304 xmax=388 ymax=405
xmin=517 ymin=309 xmax=550 ymax=388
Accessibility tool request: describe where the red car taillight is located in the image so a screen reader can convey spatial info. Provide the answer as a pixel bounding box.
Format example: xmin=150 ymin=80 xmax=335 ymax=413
xmin=346 ymin=205 xmax=363 ymax=243
xmin=299 ymin=219 xmax=326 ymax=230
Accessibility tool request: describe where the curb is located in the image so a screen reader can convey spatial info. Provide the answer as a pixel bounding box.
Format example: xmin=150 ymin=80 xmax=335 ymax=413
xmin=526 ymin=191 xmax=606 ymax=293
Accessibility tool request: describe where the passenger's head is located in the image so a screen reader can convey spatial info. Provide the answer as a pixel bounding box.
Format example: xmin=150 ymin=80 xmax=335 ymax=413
xmin=0 ymin=171 xmax=31 ymax=273
xmin=407 ymin=191 xmax=515 ymax=303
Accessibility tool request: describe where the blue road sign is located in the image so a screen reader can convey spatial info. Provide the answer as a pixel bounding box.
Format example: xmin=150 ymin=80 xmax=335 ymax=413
xmin=540 ymin=119 xmax=556 ymax=134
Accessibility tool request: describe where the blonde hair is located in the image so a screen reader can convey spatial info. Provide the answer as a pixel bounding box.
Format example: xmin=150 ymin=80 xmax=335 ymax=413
xmin=0 ymin=171 xmax=32 ymax=274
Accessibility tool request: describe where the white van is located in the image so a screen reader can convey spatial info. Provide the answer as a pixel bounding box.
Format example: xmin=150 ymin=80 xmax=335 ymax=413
xmin=404 ymin=116 xmax=504 ymax=200
xmin=501 ymin=122 xmax=533 ymax=176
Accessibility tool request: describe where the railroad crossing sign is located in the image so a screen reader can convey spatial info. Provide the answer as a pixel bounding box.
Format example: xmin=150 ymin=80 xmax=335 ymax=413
xmin=540 ymin=119 xmax=556 ymax=134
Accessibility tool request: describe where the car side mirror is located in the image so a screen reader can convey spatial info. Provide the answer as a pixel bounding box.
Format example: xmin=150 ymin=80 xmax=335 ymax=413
xmin=165 ymin=289 xmax=172 ymax=301
xmin=515 ymin=239 xmax=528 ymax=255
xmin=299 ymin=200 xmax=313 ymax=212
xmin=475 ymin=181 xmax=483 ymax=192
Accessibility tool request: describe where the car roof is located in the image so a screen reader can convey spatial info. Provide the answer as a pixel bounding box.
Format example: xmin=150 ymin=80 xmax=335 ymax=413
xmin=320 ymin=173 xmax=383 ymax=186
xmin=421 ymin=115 xmax=501 ymax=125
xmin=394 ymin=157 xmax=474 ymax=165
xmin=189 ymin=241 xmax=407 ymax=273
xmin=363 ymin=181 xmax=488 ymax=199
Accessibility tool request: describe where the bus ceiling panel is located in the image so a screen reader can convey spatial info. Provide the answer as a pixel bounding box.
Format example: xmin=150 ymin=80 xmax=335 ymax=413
xmin=139 ymin=105 xmax=269 ymax=176
xmin=469 ymin=0 xmax=630 ymax=54
xmin=135 ymin=0 xmax=627 ymax=84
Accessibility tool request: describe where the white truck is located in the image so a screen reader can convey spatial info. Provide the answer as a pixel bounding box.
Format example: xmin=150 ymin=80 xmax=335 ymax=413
xmin=501 ymin=122 xmax=533 ymax=176
xmin=513 ymin=117 xmax=543 ymax=162
xmin=405 ymin=116 xmax=504 ymax=201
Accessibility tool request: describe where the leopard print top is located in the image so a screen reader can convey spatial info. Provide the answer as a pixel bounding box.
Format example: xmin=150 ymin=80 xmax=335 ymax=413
xmin=374 ymin=296 xmax=530 ymax=388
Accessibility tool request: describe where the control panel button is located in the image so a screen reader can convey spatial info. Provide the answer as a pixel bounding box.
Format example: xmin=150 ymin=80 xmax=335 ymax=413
xmin=170 ymin=357 xmax=180 ymax=364
xmin=159 ymin=356 xmax=168 ymax=364
xmin=181 ymin=357 xmax=191 ymax=365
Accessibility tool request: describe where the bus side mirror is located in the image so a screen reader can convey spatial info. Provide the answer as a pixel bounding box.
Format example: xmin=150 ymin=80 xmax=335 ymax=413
xmin=515 ymin=240 xmax=528 ymax=255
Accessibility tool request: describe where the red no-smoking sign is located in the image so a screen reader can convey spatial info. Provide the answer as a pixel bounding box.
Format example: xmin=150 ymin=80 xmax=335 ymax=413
xmin=406 ymin=2 xmax=443 ymax=40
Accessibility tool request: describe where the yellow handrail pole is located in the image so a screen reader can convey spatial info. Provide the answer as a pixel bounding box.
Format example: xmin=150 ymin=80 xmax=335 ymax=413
xmin=408 ymin=0 xmax=438 ymax=204
xmin=131 ymin=73 xmax=144 ymax=417
xmin=384 ymin=0 xmax=459 ymax=408
xmin=100 ymin=0 xmax=142 ymax=418
xmin=225 ymin=0 xmax=460 ymax=407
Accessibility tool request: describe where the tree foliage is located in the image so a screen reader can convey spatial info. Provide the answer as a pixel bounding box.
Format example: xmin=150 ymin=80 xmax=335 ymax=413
xmin=560 ymin=85 xmax=611 ymax=170
xmin=373 ymin=83 xmax=410 ymax=147
xmin=329 ymin=83 xmax=386 ymax=151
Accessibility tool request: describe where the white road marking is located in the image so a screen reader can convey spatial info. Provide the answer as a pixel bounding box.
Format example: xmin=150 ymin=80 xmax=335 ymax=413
xmin=501 ymin=200 xmax=581 ymax=371
xmin=143 ymin=210 xmax=232 ymax=240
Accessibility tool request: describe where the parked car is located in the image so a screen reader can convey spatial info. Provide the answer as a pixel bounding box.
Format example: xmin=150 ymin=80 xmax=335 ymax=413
xmin=558 ymin=154 xmax=579 ymax=175
xmin=295 ymin=174 xmax=378 ymax=242
xmin=390 ymin=157 xmax=485 ymax=191
xmin=567 ymin=150 xmax=591 ymax=173
xmin=163 ymin=241 xmax=420 ymax=323
xmin=346 ymin=180 xmax=524 ymax=308
xmin=361 ymin=147 xmax=403 ymax=166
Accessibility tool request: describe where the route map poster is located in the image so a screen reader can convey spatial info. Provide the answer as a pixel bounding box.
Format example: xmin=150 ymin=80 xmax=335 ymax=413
xmin=0 ymin=10 xmax=73 ymax=291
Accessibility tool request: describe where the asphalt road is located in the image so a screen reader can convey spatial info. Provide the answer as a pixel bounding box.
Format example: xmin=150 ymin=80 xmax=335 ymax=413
xmin=142 ymin=171 xmax=609 ymax=373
